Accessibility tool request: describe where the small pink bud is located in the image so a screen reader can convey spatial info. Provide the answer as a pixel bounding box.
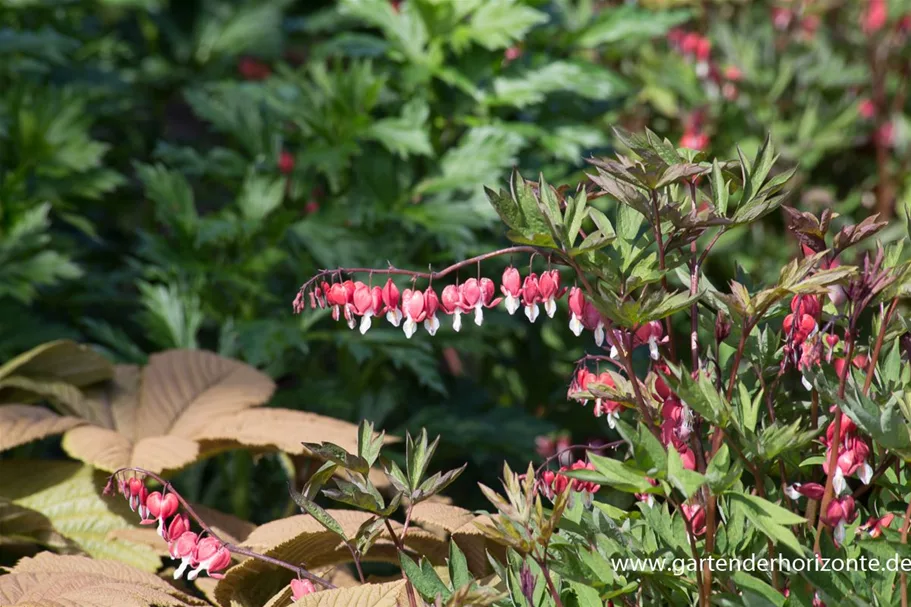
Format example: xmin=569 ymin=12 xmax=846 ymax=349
xmin=278 ymin=151 xmax=295 ymax=174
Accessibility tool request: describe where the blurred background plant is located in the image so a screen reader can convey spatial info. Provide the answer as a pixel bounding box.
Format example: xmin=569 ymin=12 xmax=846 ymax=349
xmin=1 ymin=0 xmax=908 ymax=526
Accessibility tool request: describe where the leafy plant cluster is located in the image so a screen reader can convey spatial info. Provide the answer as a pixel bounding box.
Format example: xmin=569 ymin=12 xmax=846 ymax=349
xmin=2 ymin=1 xmax=911 ymax=605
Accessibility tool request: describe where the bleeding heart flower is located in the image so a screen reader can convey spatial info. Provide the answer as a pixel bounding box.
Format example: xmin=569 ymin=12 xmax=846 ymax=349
xmin=353 ymin=283 xmax=384 ymax=334
xmin=590 ymin=372 xmax=622 ymax=428
xmin=635 ymin=321 xmax=667 ymax=360
xmin=401 ymin=289 xmax=426 ymax=339
xmin=128 ymin=478 xmax=148 ymax=517
xmin=440 ymin=284 xmax=464 ymax=331
xmin=291 ymin=578 xmax=317 ymax=602
xmin=188 ymin=537 xmax=232 ymax=580
xmin=423 ymin=287 xmax=441 ymax=335
xmin=785 ymin=482 xmax=826 ymax=501
xmin=166 ymin=513 xmax=190 ymax=542
xmin=142 ymin=491 xmax=179 ymax=539
xmin=382 ymin=279 xmax=403 ymax=327
xmin=783 ymin=313 xmax=818 ymax=344
xmin=568 ymin=287 xmax=586 ymax=336
xmin=821 ymin=495 xmax=857 ymax=545
xmin=460 ymin=278 xmax=501 ymax=326
xmin=681 ymin=503 xmax=706 ymax=536
xmin=170 ymin=531 xmax=199 ymax=579
xmin=501 ymin=267 xmax=522 ymax=315
xmin=537 ymin=270 xmax=566 ymax=318
xmin=859 ymin=513 xmax=894 ymax=538
xmin=521 ymin=273 xmax=541 ymax=322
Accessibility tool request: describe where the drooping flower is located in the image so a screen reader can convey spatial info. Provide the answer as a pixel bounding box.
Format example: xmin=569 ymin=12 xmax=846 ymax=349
xmin=537 ymin=460 xmax=600 ymax=505
xmin=353 ymin=283 xmax=384 ymax=334
xmin=537 ymin=270 xmax=566 ymax=318
xmin=681 ymin=503 xmax=706 ymax=536
xmin=401 ymin=288 xmax=426 ymax=339
xmin=821 ymin=495 xmax=857 ymax=545
xmin=521 ymin=273 xmax=541 ymax=322
xmin=568 ymin=287 xmax=586 ymax=336
xmin=635 ymin=321 xmax=667 ymax=360
xmin=380 ymin=279 xmax=403 ymax=327
xmin=440 ymin=284 xmax=464 ymax=332
xmin=459 ymin=278 xmax=501 ymax=326
xmin=785 ymin=482 xmax=826 ymax=501
xmin=188 ymin=537 xmax=232 ymax=580
xmin=859 ymin=513 xmax=894 ymax=539
xmin=166 ymin=513 xmax=190 ymax=542
xmin=170 ymin=531 xmax=200 ymax=580
xmin=500 ymin=267 xmax=522 ymax=315
xmin=291 ymin=578 xmax=317 ymax=602
xmin=326 ymin=282 xmax=354 ymax=328
xmin=422 ymin=287 xmax=441 ymax=336
xmin=128 ymin=478 xmax=148 ymax=517
xmin=142 ymin=491 xmax=179 ymax=539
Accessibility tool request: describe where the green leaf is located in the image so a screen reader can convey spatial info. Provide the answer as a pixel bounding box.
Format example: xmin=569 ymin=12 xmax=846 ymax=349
xmin=726 ymin=493 xmax=806 ymax=555
xmin=565 ymin=190 xmax=589 ymax=247
xmin=415 ymin=464 xmax=467 ymax=502
xmin=289 ymin=486 xmax=348 ymax=541
xmin=406 ymin=429 xmax=440 ymax=493
xmin=616 ymin=419 xmax=666 ymax=474
xmin=457 ymin=0 xmax=547 ymax=51
xmin=448 ymin=540 xmax=472 ymax=591
xmin=564 ymin=580 xmax=603 ymax=607
xmin=135 ymin=163 xmax=197 ymax=233
xmin=731 ymin=572 xmax=786 ymax=606
xmin=569 ymin=453 xmax=658 ymax=493
xmin=303 ymin=460 xmax=338 ymax=500
xmin=237 ymin=172 xmax=284 ymax=222
xmin=712 ymin=159 xmax=729 ymax=217
xmin=0 ymin=461 xmax=160 ymax=571
xmin=365 ymin=99 xmax=432 ymax=158
xmin=666 ymin=445 xmax=706 ymax=499
xmin=577 ymin=6 xmax=691 ymax=47
xmin=302 ymin=441 xmax=370 ymax=474
xmin=705 ymin=444 xmax=742 ymax=493
xmin=357 ymin=420 xmax=384 ymax=468
xmin=641 ymin=290 xmax=704 ymax=322
xmin=489 ymin=61 xmax=629 ymax=108
xmin=400 ymin=553 xmax=450 ymax=601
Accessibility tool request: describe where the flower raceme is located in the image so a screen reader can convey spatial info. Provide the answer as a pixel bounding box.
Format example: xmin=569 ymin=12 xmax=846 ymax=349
xmin=297 ymin=267 xmax=587 ymax=339
xmin=537 ymin=460 xmax=601 ymax=505
xmin=115 ymin=475 xmax=233 ymax=581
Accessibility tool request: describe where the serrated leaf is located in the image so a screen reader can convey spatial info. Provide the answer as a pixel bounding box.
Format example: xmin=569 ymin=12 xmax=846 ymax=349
xmin=289 ymin=486 xmax=348 ymax=541
xmin=400 ymin=553 xmax=450 ymax=601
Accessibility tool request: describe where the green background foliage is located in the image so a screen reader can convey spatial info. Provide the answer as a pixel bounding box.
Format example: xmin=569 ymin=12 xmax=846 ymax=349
xmin=1 ymin=0 xmax=909 ymax=526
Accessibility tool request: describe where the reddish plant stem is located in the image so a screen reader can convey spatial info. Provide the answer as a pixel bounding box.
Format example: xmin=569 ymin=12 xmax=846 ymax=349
xmin=813 ymin=330 xmax=855 ymax=555
xmin=106 ymin=467 xmax=336 ymax=589
xmin=536 ymin=556 xmax=565 ymax=607
xmin=650 ymin=189 xmax=677 ymax=364
xmin=296 ymin=245 xmax=547 ymax=296
xmin=864 ymin=297 xmax=899 ymax=394
xmin=806 ymin=388 xmax=821 ymax=528
xmin=383 ymin=517 xmax=419 ymax=607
